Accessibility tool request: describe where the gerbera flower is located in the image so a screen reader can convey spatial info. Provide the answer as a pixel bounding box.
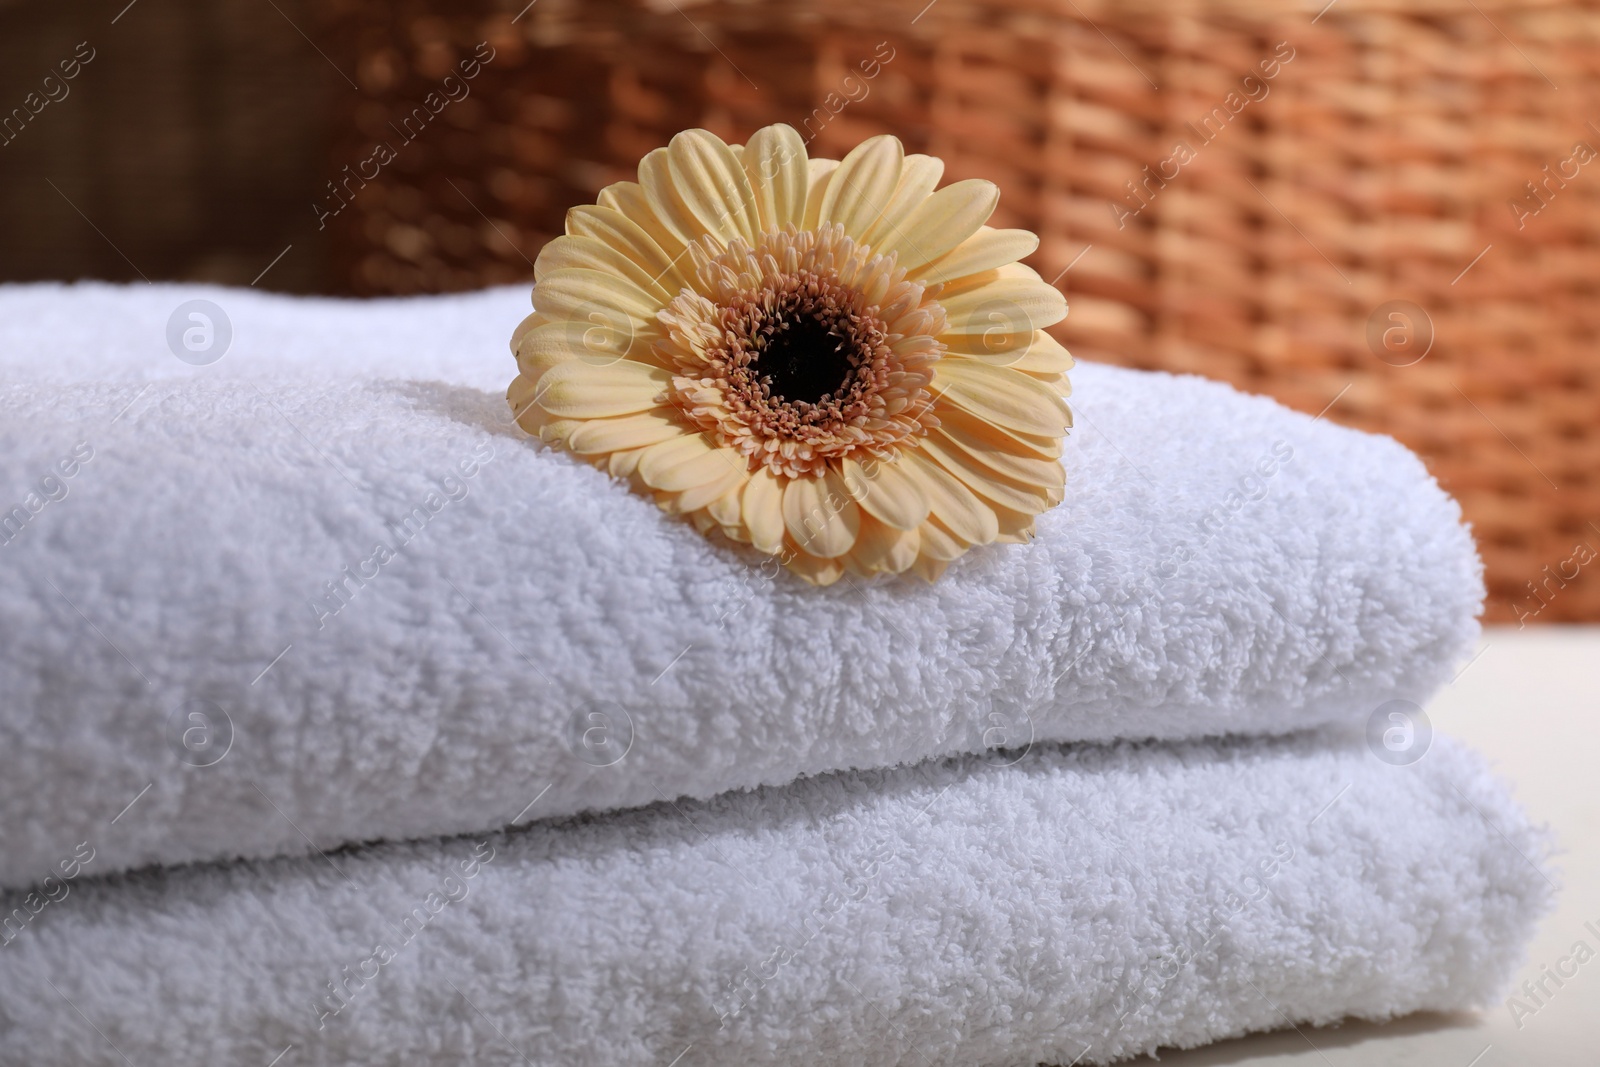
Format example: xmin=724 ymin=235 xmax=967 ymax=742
xmin=509 ymin=124 xmax=1072 ymax=585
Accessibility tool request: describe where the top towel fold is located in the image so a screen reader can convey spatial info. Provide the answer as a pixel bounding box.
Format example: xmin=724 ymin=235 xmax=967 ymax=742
xmin=0 ymin=284 xmax=1482 ymax=890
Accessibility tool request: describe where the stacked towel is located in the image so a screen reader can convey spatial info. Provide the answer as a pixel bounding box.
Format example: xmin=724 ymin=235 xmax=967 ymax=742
xmin=0 ymin=283 xmax=1549 ymax=1065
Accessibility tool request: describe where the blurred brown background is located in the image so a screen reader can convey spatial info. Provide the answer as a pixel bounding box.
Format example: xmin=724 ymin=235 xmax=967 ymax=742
xmin=1 ymin=0 xmax=1596 ymax=622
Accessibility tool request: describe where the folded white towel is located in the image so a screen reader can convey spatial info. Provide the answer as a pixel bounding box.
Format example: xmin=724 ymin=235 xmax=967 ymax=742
xmin=0 ymin=283 xmax=1482 ymax=890
xmin=0 ymin=728 xmax=1548 ymax=1066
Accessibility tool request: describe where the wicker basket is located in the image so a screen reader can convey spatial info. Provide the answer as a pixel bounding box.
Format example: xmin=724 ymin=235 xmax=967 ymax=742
xmin=322 ymin=0 xmax=1600 ymax=624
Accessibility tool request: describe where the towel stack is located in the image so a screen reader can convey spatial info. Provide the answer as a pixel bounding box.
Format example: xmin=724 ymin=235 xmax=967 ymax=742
xmin=0 ymin=283 xmax=1550 ymax=1066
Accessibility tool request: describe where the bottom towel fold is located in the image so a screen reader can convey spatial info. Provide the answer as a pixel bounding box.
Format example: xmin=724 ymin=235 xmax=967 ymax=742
xmin=0 ymin=729 xmax=1549 ymax=1067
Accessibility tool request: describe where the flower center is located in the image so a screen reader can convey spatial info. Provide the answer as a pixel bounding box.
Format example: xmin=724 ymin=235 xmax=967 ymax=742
xmin=749 ymin=310 xmax=856 ymax=407
xmin=718 ymin=272 xmax=892 ymax=444
xmin=656 ymin=224 xmax=947 ymax=480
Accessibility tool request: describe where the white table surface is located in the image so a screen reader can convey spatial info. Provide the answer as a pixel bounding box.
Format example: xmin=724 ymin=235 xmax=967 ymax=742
xmin=1128 ymin=626 xmax=1600 ymax=1067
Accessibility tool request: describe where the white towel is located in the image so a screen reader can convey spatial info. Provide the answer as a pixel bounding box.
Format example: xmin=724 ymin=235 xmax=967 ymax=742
xmin=0 ymin=728 xmax=1549 ymax=1066
xmin=0 ymin=283 xmax=1482 ymax=890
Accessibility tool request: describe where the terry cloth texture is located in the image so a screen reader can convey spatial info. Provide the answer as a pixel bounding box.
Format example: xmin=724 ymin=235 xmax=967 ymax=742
xmin=0 ymin=729 xmax=1550 ymax=1067
xmin=0 ymin=283 xmax=1483 ymax=890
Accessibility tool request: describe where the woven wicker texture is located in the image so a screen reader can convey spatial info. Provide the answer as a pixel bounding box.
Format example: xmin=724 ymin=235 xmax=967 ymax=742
xmin=323 ymin=0 xmax=1600 ymax=623
xmin=0 ymin=0 xmax=328 ymax=291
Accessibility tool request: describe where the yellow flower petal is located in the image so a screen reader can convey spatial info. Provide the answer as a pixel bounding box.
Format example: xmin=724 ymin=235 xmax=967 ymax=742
xmin=783 ymin=470 xmax=860 ymax=559
xmin=639 ymin=147 xmax=714 ymax=253
xmin=938 ymin=272 xmax=1068 ymax=335
xmin=929 ymin=261 xmax=1028 ymax=301
xmin=596 ymin=179 xmax=686 ymax=260
xmin=509 ymin=311 xmax=544 ymax=355
xmin=565 ymin=205 xmax=688 ymax=292
xmin=938 ymin=405 xmax=1066 ymax=460
xmin=850 ymin=516 xmax=920 ymax=575
xmin=667 ymin=129 xmax=760 ymax=247
xmin=783 ymin=545 xmax=846 ymax=586
xmin=684 ymin=503 xmax=717 ymax=531
xmin=607 ymin=445 xmax=651 ymax=479
xmin=706 ymin=483 xmax=746 ymax=530
xmin=915 ymin=516 xmax=968 ymax=561
xmin=990 ymin=502 xmax=1042 ymax=544
xmin=928 ymin=421 xmax=1065 ymax=491
xmin=918 ymin=434 xmax=1055 ymax=514
xmin=742 ymin=124 xmax=809 ymax=232
xmin=818 ymin=134 xmax=903 ymax=241
xmin=557 ymin=408 xmax=685 ymax=454
xmin=534 ymin=268 xmax=662 ymax=340
xmin=910 ymin=226 xmax=1039 ymax=284
xmin=507 ymin=373 xmax=548 ymax=434
xmin=840 ymin=455 xmax=931 ymax=531
xmin=800 ymin=158 xmax=840 ymax=230
xmin=877 ymin=178 xmax=998 ymax=270
xmin=741 ymin=468 xmax=787 ymax=555
xmin=671 ymin=462 xmax=749 ymax=514
xmin=637 ymin=434 xmax=742 ymax=492
xmin=943 ymin=326 xmax=1075 ymax=377
xmin=860 ymin=153 xmax=944 ymax=249
xmin=536 ymin=359 xmax=672 ymax=419
xmin=934 ymin=359 xmax=1071 ymax=439
xmin=515 ymin=317 xmax=658 ymax=381
xmin=900 ymin=450 xmax=999 ymax=546
xmin=535 ymin=235 xmax=673 ymax=304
